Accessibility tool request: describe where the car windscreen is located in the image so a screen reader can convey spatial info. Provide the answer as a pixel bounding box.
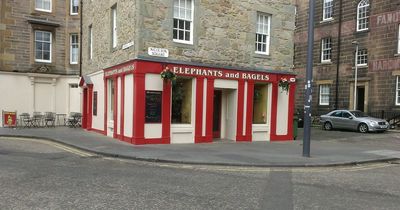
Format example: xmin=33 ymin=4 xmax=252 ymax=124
xmin=350 ymin=111 xmax=368 ymax=117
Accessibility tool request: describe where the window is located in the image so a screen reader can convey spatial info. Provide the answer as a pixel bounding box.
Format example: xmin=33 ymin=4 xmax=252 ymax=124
xmin=255 ymin=13 xmax=271 ymax=55
xmin=111 ymin=5 xmax=117 ymax=48
xmin=357 ymin=49 xmax=368 ymax=66
xmin=145 ymin=91 xmax=162 ymax=123
xmin=70 ymin=34 xmax=79 ymax=64
xmin=35 ymin=30 xmax=52 ymax=63
xmin=321 ymin=37 xmax=332 ymax=62
xmin=319 ymin=85 xmax=330 ymax=105
xmin=36 ymin=0 xmax=51 ymax=12
xmin=108 ymin=79 xmax=114 ymax=121
xmin=70 ymin=0 xmax=79 ymax=15
xmin=330 ymin=111 xmax=342 ymax=117
xmin=88 ymin=25 xmax=93 ymax=60
xmin=93 ymin=91 xmax=98 ymax=116
xmin=172 ymin=78 xmax=192 ymax=124
xmin=253 ymin=84 xmax=269 ymax=124
xmin=173 ymin=0 xmax=194 ymax=44
xmin=396 ymin=76 xmax=400 ymax=105
xmin=323 ymin=0 xmax=333 ymax=21
xmin=357 ymin=0 xmax=369 ymax=31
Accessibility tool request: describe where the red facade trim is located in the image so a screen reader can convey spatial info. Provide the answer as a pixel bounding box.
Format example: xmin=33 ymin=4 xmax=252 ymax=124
xmin=82 ymin=88 xmax=88 ymax=129
xmin=245 ymin=81 xmax=254 ymax=141
xmin=161 ymin=80 xmax=171 ymax=144
xmin=236 ymin=80 xmax=245 ymax=141
xmin=120 ymin=76 xmax=125 ymax=141
xmin=113 ymin=78 xmax=118 ymax=139
xmin=87 ymin=85 xmax=93 ymax=130
xmin=104 ymin=78 xmax=108 ymax=135
xmin=204 ymin=78 xmax=215 ymax=143
xmin=270 ymin=82 xmax=278 ymax=141
xmin=132 ymin=73 xmax=145 ymax=145
xmin=195 ymin=77 xmax=204 ymax=143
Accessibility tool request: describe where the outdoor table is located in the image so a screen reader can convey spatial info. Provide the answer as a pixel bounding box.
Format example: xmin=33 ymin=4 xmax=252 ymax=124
xmin=56 ymin=114 xmax=67 ymax=126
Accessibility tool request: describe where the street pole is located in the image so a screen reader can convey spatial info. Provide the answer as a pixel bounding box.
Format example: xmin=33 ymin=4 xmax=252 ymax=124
xmin=352 ymin=41 xmax=359 ymax=110
xmin=303 ymin=0 xmax=316 ymax=157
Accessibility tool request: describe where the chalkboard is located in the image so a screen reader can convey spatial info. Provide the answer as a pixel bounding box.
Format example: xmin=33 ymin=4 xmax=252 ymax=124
xmin=145 ymin=91 xmax=162 ymax=123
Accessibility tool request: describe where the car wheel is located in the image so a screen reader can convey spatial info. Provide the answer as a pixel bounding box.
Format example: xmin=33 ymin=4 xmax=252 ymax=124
xmin=358 ymin=123 xmax=368 ymax=133
xmin=324 ymin=122 xmax=333 ymax=130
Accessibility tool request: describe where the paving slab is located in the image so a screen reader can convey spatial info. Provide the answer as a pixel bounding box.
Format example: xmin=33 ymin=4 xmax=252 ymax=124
xmin=1 ymin=127 xmax=400 ymax=167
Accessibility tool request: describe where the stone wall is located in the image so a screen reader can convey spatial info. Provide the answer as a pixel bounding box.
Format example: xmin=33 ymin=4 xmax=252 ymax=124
xmin=82 ymin=0 xmax=296 ymax=75
xmin=0 ymin=0 xmax=80 ymax=75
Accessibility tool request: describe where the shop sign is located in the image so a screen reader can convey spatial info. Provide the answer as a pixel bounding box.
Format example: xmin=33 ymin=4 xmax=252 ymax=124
xmin=171 ymin=66 xmax=271 ymax=81
xmin=105 ymin=64 xmax=135 ymax=77
xmin=2 ymin=111 xmax=17 ymax=127
xmin=148 ymin=47 xmax=169 ymax=58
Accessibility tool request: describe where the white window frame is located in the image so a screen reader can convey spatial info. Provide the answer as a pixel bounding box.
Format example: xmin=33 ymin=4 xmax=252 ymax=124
xmin=319 ymin=84 xmax=330 ymax=105
xmin=35 ymin=0 xmax=52 ymax=12
xmin=255 ymin=13 xmax=271 ymax=55
xmin=357 ymin=0 xmax=370 ymax=32
xmin=323 ymin=0 xmax=334 ymax=21
xmin=34 ymin=30 xmax=52 ymax=63
xmin=398 ymin=24 xmax=400 ymax=54
xmin=70 ymin=34 xmax=79 ymax=64
xmin=321 ymin=37 xmax=332 ymax=63
xmin=70 ymin=0 xmax=79 ymax=15
xmin=88 ymin=25 xmax=93 ymax=60
xmin=396 ymin=76 xmax=400 ymax=105
xmin=111 ymin=5 xmax=118 ymax=48
xmin=357 ymin=49 xmax=368 ymax=66
xmin=173 ymin=0 xmax=194 ymax=45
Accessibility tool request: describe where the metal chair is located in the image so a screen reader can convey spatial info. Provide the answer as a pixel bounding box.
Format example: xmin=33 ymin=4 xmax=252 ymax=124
xmin=44 ymin=112 xmax=56 ymax=127
xmin=66 ymin=112 xmax=82 ymax=128
xmin=19 ymin=113 xmax=32 ymax=128
xmin=31 ymin=112 xmax=43 ymax=127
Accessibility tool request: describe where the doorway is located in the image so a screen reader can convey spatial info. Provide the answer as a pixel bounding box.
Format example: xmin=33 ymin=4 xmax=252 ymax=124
xmin=213 ymin=90 xmax=222 ymax=138
xmin=356 ymin=87 xmax=365 ymax=111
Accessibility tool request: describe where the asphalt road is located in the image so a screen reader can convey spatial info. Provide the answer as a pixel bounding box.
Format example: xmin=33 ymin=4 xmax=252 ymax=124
xmin=1 ymin=137 xmax=400 ymax=210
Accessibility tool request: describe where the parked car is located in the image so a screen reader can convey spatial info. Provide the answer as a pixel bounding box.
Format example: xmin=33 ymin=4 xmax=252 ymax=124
xmin=320 ymin=110 xmax=389 ymax=133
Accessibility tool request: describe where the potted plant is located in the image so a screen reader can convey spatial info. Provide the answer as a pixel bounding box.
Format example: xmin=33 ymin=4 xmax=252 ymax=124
xmin=160 ymin=67 xmax=177 ymax=82
xmin=278 ymin=78 xmax=290 ymax=93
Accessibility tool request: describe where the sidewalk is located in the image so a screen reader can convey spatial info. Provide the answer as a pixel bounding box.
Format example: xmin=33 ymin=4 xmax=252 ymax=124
xmin=1 ymin=127 xmax=400 ymax=167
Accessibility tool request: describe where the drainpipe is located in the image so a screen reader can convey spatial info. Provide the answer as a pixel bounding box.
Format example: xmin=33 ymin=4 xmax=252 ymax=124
xmin=335 ymin=0 xmax=343 ymax=110
xmin=79 ymin=0 xmax=83 ymax=77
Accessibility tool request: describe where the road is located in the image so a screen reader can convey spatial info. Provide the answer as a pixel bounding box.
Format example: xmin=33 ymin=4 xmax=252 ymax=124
xmin=1 ymin=137 xmax=400 ymax=210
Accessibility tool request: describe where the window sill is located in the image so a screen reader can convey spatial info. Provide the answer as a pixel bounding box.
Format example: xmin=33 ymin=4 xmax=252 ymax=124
xmin=395 ymin=54 xmax=400 ymax=57
xmin=320 ymin=61 xmax=332 ymax=65
xmin=253 ymin=52 xmax=271 ymax=59
xmin=35 ymin=59 xmax=52 ymax=64
xmin=352 ymin=65 xmax=368 ymax=69
xmin=320 ymin=18 xmax=334 ymax=24
xmin=173 ymin=40 xmax=193 ymax=45
xmin=319 ymin=104 xmax=330 ymax=106
xmin=355 ymin=29 xmax=370 ymax=35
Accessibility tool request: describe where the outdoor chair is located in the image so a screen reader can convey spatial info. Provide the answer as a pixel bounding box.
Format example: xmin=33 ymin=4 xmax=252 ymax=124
xmin=19 ymin=113 xmax=32 ymax=128
xmin=31 ymin=112 xmax=43 ymax=127
xmin=66 ymin=112 xmax=82 ymax=128
xmin=44 ymin=112 xmax=56 ymax=127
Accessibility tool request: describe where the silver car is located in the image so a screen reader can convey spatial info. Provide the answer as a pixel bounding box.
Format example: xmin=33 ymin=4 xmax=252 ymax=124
xmin=320 ymin=110 xmax=390 ymax=133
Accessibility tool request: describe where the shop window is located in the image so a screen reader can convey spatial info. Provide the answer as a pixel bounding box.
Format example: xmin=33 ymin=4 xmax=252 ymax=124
xmin=319 ymin=84 xmax=330 ymax=105
xmin=108 ymin=80 xmax=114 ymax=121
xmin=253 ymin=84 xmax=268 ymax=124
xmin=36 ymin=0 xmax=51 ymax=12
xmin=357 ymin=0 xmax=369 ymax=32
xmin=93 ymin=91 xmax=98 ymax=116
xmin=35 ymin=30 xmax=52 ymax=63
xmin=145 ymin=91 xmax=162 ymax=123
xmin=172 ymin=78 xmax=192 ymax=124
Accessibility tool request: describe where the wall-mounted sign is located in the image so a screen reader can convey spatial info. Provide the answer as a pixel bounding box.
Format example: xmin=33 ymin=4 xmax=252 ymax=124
xmin=104 ymin=64 xmax=135 ymax=77
xmin=148 ymin=47 xmax=169 ymax=58
xmin=145 ymin=91 xmax=162 ymax=123
xmin=122 ymin=41 xmax=134 ymax=50
xmin=170 ymin=66 xmax=271 ymax=81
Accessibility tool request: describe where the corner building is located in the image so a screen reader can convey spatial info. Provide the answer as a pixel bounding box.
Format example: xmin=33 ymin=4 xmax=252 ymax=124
xmin=81 ymin=0 xmax=297 ymax=144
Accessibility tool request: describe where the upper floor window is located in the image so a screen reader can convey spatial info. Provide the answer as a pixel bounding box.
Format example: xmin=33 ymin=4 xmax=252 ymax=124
xmin=70 ymin=34 xmax=79 ymax=64
xmin=321 ymin=37 xmax=332 ymax=62
xmin=88 ymin=25 xmax=93 ymax=60
xmin=111 ymin=5 xmax=118 ymax=48
xmin=357 ymin=0 xmax=369 ymax=31
xmin=319 ymin=84 xmax=330 ymax=105
xmin=396 ymin=76 xmax=400 ymax=105
xmin=357 ymin=49 xmax=368 ymax=66
xmin=70 ymin=0 xmax=79 ymax=15
xmin=255 ymin=13 xmax=271 ymax=55
xmin=173 ymin=0 xmax=194 ymax=44
xmin=35 ymin=30 xmax=52 ymax=63
xmin=323 ymin=0 xmax=334 ymax=21
xmin=36 ymin=0 xmax=51 ymax=12
xmin=398 ymin=24 xmax=400 ymax=54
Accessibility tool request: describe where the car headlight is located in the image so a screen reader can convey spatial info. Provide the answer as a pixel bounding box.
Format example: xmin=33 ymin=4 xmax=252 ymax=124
xmin=369 ymin=121 xmax=377 ymax=126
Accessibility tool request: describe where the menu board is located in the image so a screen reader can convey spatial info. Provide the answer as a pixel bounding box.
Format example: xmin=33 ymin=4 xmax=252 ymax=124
xmin=145 ymin=91 xmax=162 ymax=123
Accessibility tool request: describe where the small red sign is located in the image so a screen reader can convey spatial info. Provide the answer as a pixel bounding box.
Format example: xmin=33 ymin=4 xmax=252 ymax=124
xmin=2 ymin=111 xmax=17 ymax=127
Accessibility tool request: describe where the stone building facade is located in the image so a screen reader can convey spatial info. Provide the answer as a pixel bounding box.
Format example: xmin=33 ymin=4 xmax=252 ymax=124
xmin=81 ymin=0 xmax=297 ymax=145
xmin=294 ymin=0 xmax=400 ymax=116
xmin=0 ymin=0 xmax=81 ymax=123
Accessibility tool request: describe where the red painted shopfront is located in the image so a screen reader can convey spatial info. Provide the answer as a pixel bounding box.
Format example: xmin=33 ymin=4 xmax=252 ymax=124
xmin=80 ymin=59 xmax=296 ymax=145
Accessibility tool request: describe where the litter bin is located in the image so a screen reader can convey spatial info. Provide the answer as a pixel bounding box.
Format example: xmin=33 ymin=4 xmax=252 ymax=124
xmin=293 ymin=115 xmax=298 ymax=140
